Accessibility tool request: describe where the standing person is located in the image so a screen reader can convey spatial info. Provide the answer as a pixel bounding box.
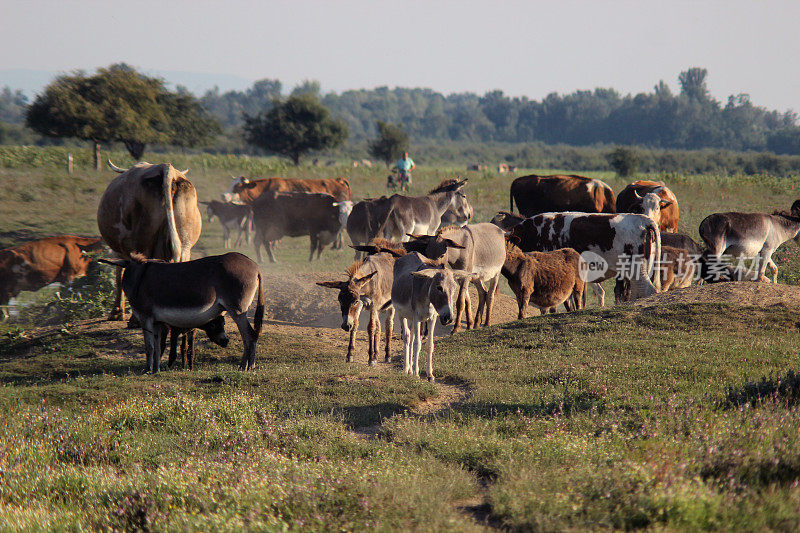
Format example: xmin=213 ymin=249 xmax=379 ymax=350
xmin=394 ymin=152 xmax=415 ymax=192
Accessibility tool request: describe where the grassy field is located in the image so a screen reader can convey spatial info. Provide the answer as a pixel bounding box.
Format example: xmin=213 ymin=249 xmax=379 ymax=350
xmin=2 ymin=149 xmax=800 ymax=530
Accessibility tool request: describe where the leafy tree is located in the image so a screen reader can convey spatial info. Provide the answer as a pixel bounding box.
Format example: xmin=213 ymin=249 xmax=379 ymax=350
xmin=368 ymin=121 xmax=409 ymax=166
xmin=0 ymin=87 xmax=28 ymax=124
xmin=243 ymin=94 xmax=348 ymax=165
xmin=26 ymin=64 xmax=219 ymax=167
xmin=767 ymin=127 xmax=800 ymax=155
xmin=607 ymin=146 xmax=640 ymax=176
xmin=679 ymin=67 xmax=709 ymax=101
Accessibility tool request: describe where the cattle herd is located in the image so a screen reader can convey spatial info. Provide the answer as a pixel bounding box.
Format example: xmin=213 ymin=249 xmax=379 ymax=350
xmin=2 ymin=161 xmax=800 ymax=380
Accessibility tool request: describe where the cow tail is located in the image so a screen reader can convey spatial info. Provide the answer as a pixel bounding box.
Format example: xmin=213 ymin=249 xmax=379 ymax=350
xmin=162 ymin=164 xmax=182 ymax=262
xmin=253 ymin=271 xmax=265 ymax=336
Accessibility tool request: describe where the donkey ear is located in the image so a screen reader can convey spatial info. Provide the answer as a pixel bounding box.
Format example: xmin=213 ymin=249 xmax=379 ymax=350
xmin=442 ymin=238 xmax=466 ymax=249
xmin=411 ymin=269 xmax=439 ymax=279
xmin=353 ymin=271 xmax=378 ymax=285
xmin=350 ymin=244 xmax=380 ymax=255
xmin=660 ymin=199 xmax=673 ymax=208
xmin=316 ymin=280 xmax=347 ymax=290
xmin=406 ymin=233 xmax=431 ymax=241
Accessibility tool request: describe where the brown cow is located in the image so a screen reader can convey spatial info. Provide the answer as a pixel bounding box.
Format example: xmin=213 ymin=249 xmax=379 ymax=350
xmin=616 ymin=180 xmax=679 ymax=232
xmin=222 ymin=176 xmax=350 ymax=248
xmin=97 ymin=161 xmax=202 ymax=321
xmin=0 ymin=235 xmax=103 ymax=319
xmin=509 ymin=174 xmax=616 ymax=217
xmin=222 ymin=176 xmax=351 ymax=203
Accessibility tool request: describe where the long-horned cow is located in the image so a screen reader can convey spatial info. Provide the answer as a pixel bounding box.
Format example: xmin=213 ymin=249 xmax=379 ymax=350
xmin=617 ymin=181 xmax=679 ymax=232
xmin=509 ymin=174 xmax=616 ymax=217
xmin=0 ymin=235 xmax=104 ymax=320
xmin=99 ymin=253 xmax=265 ymax=372
xmin=97 ymin=161 xmax=202 ymax=320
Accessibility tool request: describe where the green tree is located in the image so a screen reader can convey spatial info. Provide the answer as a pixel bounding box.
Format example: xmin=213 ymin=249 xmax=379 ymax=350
xmin=678 ymin=67 xmax=709 ymax=101
xmin=606 ymin=146 xmax=640 ymax=176
xmin=368 ymin=121 xmax=409 ymax=166
xmin=243 ymin=94 xmax=348 ymax=165
xmin=25 ymin=64 xmax=219 ymax=167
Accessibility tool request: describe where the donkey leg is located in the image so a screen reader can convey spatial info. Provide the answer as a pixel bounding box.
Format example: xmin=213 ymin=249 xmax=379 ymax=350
xmin=232 ymin=313 xmax=258 ymax=370
xmin=426 ymin=315 xmax=436 ymax=383
xmin=401 ymin=318 xmax=411 ymax=374
xmin=412 ymin=320 xmax=422 ymax=377
xmin=484 ymin=275 xmax=500 ymax=326
xmin=186 ymin=329 xmax=196 ymax=370
xmin=367 ymin=312 xmax=376 ymax=366
xmin=384 ymin=307 xmax=395 ymax=363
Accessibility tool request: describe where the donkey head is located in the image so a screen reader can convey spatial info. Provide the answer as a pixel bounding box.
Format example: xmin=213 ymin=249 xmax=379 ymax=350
xmin=317 ymin=271 xmax=378 ymax=331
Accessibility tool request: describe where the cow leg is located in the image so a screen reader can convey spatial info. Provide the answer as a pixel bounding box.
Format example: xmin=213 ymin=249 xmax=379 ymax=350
xmin=591 ymin=282 xmax=605 ymax=307
xmin=223 ymin=227 xmax=231 ymax=249
xmin=232 ymin=312 xmax=258 ymax=370
xmin=266 ymin=242 xmax=277 ymax=263
xmin=109 ymin=265 xmax=126 ymax=321
xmin=384 ymin=307 xmax=395 ymax=362
xmin=308 ymin=235 xmax=318 ymax=262
xmin=412 ymin=319 xmax=422 ymax=377
xmin=402 ymin=318 xmax=411 ymax=374
xmin=254 ymin=239 xmax=264 ymax=262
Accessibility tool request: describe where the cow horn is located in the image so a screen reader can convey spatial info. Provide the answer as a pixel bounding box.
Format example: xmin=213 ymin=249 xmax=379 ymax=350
xmin=634 ymin=190 xmax=643 ymax=199
xmin=180 ymin=168 xmax=189 ymax=174
xmin=107 ymin=160 xmax=127 ymax=173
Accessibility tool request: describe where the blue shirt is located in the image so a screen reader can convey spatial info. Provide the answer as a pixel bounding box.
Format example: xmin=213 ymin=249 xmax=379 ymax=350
xmin=396 ymin=157 xmax=415 ymax=171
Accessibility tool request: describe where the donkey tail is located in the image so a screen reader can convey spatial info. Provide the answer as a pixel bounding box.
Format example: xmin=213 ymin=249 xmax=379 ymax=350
xmin=253 ymin=270 xmax=265 ymax=336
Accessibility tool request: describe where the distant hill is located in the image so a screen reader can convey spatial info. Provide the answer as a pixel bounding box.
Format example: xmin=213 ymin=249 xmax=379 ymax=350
xmin=0 ymin=68 xmax=254 ymax=96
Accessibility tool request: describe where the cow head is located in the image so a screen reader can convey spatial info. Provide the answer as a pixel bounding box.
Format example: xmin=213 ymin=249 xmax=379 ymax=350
xmin=333 ymin=200 xmax=354 ymax=228
xmin=490 ymin=211 xmax=525 ymax=231
xmin=317 ymin=271 xmax=377 ymax=331
xmin=222 ymin=176 xmax=250 ymax=203
xmin=411 ymin=268 xmax=474 ymax=326
xmin=634 ymin=190 xmax=673 ymax=227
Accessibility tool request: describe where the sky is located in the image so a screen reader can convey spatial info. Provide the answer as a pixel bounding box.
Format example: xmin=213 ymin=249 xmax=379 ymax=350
xmin=2 ymin=0 xmax=799 ymax=112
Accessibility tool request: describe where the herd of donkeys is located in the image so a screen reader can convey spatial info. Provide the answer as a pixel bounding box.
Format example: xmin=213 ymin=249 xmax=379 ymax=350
xmin=2 ymin=162 xmax=799 ymax=380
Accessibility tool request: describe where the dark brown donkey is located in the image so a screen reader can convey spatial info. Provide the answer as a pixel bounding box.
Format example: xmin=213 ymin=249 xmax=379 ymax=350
xmin=99 ymin=252 xmax=264 ymax=372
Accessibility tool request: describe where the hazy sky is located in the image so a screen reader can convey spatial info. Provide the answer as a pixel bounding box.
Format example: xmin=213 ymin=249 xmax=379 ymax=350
xmin=2 ymin=0 xmax=799 ymax=111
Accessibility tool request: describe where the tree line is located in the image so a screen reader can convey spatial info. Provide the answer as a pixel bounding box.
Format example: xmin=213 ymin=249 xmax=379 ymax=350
xmin=3 ymin=65 xmax=800 ymax=164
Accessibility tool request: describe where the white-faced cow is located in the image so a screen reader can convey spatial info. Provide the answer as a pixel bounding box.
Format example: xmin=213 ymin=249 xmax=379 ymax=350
xmin=251 ymin=191 xmax=342 ymax=262
xmin=99 ymin=252 xmax=264 ymax=372
xmin=202 ymin=200 xmax=253 ymax=248
xmin=347 ymin=179 xmax=473 ymax=257
xmin=97 ymin=161 xmax=202 ymax=321
xmin=699 ymin=207 xmax=800 ymax=283
xmin=509 ymin=174 xmax=616 ymax=217
xmin=506 ymin=212 xmax=662 ymax=305
xmin=617 ymin=181 xmax=679 ymax=233
xmin=0 ymin=235 xmax=104 ymax=320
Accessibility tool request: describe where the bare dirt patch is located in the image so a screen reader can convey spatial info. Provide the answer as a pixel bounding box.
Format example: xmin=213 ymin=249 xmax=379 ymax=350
xmin=629 ymin=281 xmax=800 ymax=308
